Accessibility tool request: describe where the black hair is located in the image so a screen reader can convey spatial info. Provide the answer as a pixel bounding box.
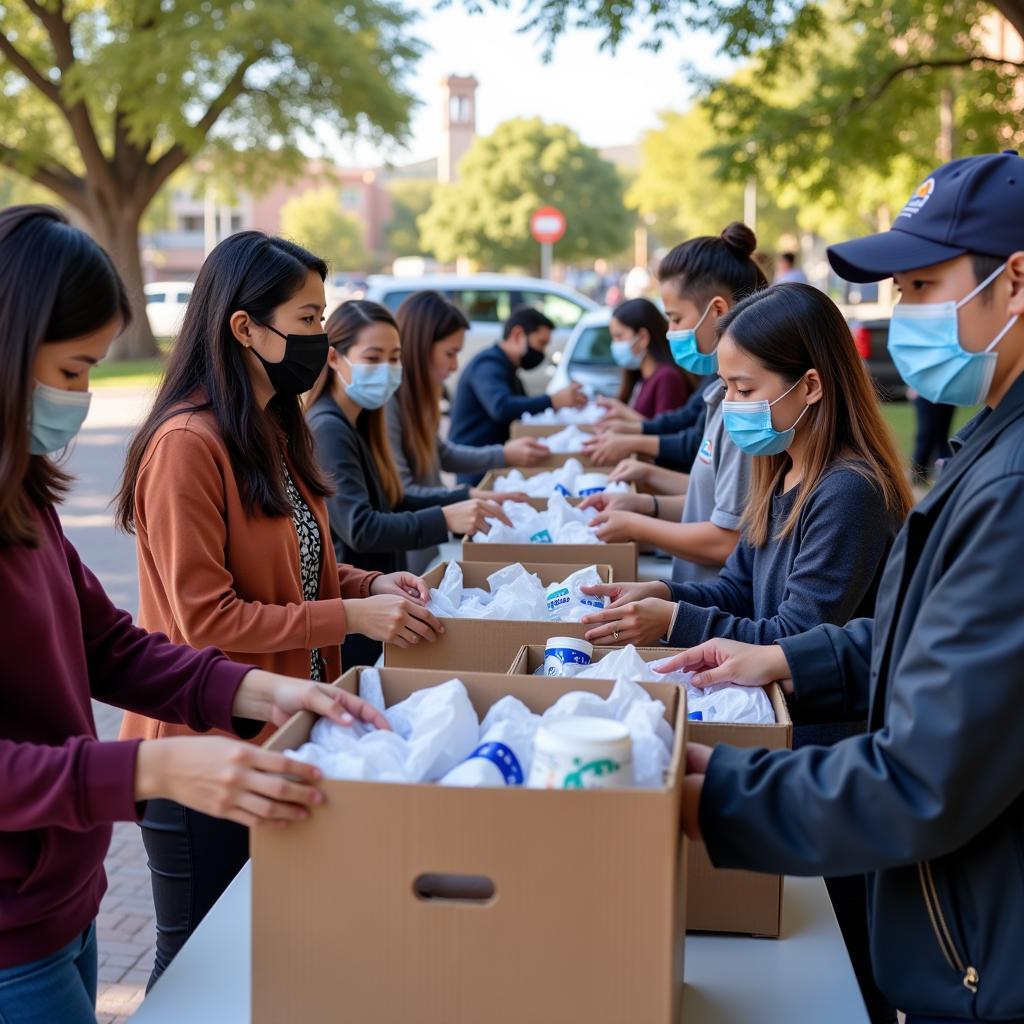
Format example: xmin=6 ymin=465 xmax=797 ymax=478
xmin=502 ymin=306 xmax=556 ymax=340
xmin=971 ymin=253 xmax=1006 ymax=301
xmin=779 ymin=252 xmax=797 ymax=267
xmin=611 ymin=298 xmax=693 ymax=403
xmin=0 ymin=204 xmax=131 ymax=546
xmin=116 ymin=231 xmax=330 ymax=532
xmin=657 ymin=221 xmax=767 ymax=304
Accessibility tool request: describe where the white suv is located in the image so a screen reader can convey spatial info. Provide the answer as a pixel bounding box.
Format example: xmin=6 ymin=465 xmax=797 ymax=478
xmin=360 ymin=273 xmax=599 ymax=394
xmin=145 ymin=281 xmax=193 ymax=339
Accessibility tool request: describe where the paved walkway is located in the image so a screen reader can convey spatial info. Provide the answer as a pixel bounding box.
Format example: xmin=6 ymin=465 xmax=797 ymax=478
xmin=64 ymin=388 xmax=155 ymax=1023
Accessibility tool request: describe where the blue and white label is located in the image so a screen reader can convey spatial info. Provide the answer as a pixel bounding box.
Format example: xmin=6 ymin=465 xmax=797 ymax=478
xmin=530 ymin=529 xmax=553 ymax=543
xmin=577 ymin=485 xmax=606 ymax=497
xmin=698 ymin=437 xmax=713 ymax=464
xmin=466 ymin=742 xmax=524 ymax=785
xmin=554 ymin=483 xmax=572 ymax=497
xmin=546 ymin=586 xmax=571 ymax=610
xmin=545 ymin=647 xmax=592 ymax=676
xmin=688 ymin=710 xmax=704 ymax=721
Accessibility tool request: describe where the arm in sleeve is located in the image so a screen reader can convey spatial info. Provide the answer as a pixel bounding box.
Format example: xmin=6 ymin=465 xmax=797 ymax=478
xmin=137 ymin=427 xmax=348 ymax=655
xmin=649 ymin=371 xmax=691 ymax=419
xmin=386 ymin=406 xmax=470 ymax=503
xmin=437 ymin=436 xmax=506 ymax=476
xmin=643 ymin=382 xmax=707 ymax=435
xmin=655 ymin=423 xmax=702 ymax=472
xmin=670 ymin=471 xmax=893 ymax=647
xmin=665 ymin=542 xmax=756 ymax=645
xmin=472 ymin=360 xmax=551 ymax=422
xmin=699 ymin=475 xmax=1024 ymax=877
xmin=708 ymin=431 xmax=751 ymax=532
xmin=314 ymin=416 xmax=449 ymax=556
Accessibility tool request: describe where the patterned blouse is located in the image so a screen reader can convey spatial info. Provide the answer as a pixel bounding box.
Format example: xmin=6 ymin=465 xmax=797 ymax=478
xmin=282 ymin=459 xmax=324 ymax=682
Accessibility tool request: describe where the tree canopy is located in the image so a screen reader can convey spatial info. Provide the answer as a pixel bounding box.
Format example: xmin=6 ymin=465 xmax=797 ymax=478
xmin=0 ymin=0 xmax=420 ymax=355
xmin=280 ymin=187 xmax=369 ymax=272
xmin=419 ymin=117 xmax=632 ymax=271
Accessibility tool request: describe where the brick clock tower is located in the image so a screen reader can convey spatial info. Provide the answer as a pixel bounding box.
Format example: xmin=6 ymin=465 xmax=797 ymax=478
xmin=438 ymin=75 xmax=478 ymax=184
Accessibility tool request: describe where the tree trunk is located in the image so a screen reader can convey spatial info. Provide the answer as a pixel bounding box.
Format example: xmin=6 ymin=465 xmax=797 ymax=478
xmin=88 ymin=203 xmax=160 ymax=360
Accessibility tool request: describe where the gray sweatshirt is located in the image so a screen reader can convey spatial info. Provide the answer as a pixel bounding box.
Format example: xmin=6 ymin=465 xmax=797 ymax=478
xmin=385 ymin=398 xmax=506 ymax=574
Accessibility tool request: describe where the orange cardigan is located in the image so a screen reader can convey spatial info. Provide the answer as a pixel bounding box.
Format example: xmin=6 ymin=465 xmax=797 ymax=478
xmin=120 ymin=407 xmax=379 ymax=744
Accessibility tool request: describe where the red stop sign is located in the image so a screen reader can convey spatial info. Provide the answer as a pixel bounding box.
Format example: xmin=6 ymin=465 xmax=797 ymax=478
xmin=530 ymin=206 xmax=567 ymax=244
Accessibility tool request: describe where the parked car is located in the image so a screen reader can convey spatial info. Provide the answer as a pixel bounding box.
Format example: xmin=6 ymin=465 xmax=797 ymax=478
xmin=361 ymin=273 xmax=599 ymax=394
xmin=145 ymin=280 xmax=193 ymax=339
xmin=552 ymin=303 xmax=907 ymax=405
xmin=547 ymin=308 xmax=620 ymax=398
xmin=839 ymin=303 xmax=905 ymax=401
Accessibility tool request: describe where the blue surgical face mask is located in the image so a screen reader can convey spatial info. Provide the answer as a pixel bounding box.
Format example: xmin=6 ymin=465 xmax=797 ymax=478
xmin=341 ymin=357 xmax=402 ymax=410
xmin=667 ymin=302 xmax=717 ymax=374
xmin=29 ymin=381 xmax=92 ymax=455
xmin=722 ymin=377 xmax=810 ymax=456
xmin=610 ymin=337 xmax=644 ymax=370
xmin=887 ymin=262 xmax=1019 ymax=406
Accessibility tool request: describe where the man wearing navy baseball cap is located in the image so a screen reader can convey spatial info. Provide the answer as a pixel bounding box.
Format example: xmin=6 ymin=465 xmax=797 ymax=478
xmin=662 ymin=152 xmax=1024 ymax=1024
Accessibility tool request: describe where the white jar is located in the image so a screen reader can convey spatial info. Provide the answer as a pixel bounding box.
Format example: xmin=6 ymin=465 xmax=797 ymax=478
xmin=527 ymin=717 xmax=634 ymax=790
xmin=544 ymin=636 xmax=593 ymax=676
xmin=575 ymin=472 xmax=610 ymax=497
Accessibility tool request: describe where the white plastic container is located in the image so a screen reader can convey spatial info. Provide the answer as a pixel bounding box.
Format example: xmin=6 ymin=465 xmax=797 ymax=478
xmin=527 ymin=717 xmax=634 ymax=790
xmin=544 ymin=636 xmax=593 ymax=676
xmin=575 ymin=472 xmax=610 ymax=497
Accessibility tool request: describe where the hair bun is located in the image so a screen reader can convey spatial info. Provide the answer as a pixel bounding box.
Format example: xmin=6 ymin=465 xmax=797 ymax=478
xmin=720 ymin=221 xmax=757 ymax=259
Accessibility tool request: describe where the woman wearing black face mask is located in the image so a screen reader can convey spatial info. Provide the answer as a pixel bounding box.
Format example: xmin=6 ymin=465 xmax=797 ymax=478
xmin=115 ymin=232 xmax=442 ymax=986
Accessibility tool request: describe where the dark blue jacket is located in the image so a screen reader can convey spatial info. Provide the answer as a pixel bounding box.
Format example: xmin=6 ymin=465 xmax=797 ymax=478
xmin=449 ymin=346 xmax=551 ymax=483
xmin=642 ymin=373 xmax=715 ymax=471
xmin=701 ymin=372 xmax=1024 ymax=1019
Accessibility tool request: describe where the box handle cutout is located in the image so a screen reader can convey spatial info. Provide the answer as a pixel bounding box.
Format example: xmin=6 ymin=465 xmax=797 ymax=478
xmin=413 ymin=873 xmax=496 ymax=904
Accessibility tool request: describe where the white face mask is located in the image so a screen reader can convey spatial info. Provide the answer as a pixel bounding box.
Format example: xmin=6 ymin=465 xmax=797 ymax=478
xmin=29 ymin=381 xmax=92 ymax=454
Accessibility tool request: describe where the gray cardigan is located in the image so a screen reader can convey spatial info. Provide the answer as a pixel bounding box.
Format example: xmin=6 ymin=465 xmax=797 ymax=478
xmin=385 ymin=399 xmax=505 ymax=574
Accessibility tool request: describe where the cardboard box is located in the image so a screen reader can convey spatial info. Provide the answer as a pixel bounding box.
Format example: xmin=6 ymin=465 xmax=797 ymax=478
xmin=477 ymin=466 xmax=637 ymax=513
xmin=509 ymin=644 xmax=793 ymax=937
xmin=509 ymin=420 xmax=598 ymax=440
xmin=462 ymin=539 xmax=638 ymax=584
xmin=385 ymin=560 xmax=615 ymax=672
xmin=252 ymin=666 xmax=688 ymax=1024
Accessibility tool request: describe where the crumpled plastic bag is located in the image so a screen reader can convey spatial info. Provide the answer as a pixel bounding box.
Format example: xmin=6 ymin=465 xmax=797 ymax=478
xmin=426 ymin=561 xmax=607 ymax=621
xmin=472 ymin=493 xmax=606 ymax=545
xmin=521 ymin=403 xmax=604 ymax=426
xmin=542 ymin=424 xmax=593 ymax=454
xmin=289 ymin=673 xmax=674 ymax=789
xmin=541 ymin=676 xmax=675 ymax=787
xmin=493 ymin=459 xmax=629 ymax=500
xmin=285 ymin=673 xmax=480 ymax=783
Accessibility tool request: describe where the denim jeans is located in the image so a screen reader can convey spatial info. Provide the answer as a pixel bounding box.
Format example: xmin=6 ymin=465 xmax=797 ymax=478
xmin=0 ymin=922 xmax=97 ymax=1024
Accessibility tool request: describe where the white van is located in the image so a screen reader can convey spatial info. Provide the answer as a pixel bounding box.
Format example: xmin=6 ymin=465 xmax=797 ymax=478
xmin=145 ymin=281 xmax=193 ymax=339
xmin=360 ymin=273 xmax=599 ymax=394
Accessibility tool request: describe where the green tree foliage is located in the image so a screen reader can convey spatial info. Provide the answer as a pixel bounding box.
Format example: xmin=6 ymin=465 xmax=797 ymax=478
xmin=625 ymin=104 xmax=797 ymax=249
xmin=0 ymin=0 xmax=419 ymax=356
xmin=280 ymin=187 xmax=369 ymax=271
xmin=385 ymin=179 xmax=437 ymax=258
xmin=420 ymin=118 xmax=632 ymax=271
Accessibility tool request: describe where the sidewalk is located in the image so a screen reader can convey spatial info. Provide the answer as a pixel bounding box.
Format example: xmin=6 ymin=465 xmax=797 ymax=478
xmin=63 ymin=388 xmax=156 ymax=1022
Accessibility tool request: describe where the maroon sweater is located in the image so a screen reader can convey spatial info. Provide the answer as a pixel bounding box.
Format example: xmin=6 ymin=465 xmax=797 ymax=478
xmin=0 ymin=503 xmax=252 ymax=968
xmin=632 ymin=363 xmax=693 ymax=420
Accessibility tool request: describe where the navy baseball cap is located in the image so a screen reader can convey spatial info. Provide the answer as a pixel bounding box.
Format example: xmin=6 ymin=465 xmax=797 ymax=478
xmin=827 ymin=150 xmax=1024 ymax=283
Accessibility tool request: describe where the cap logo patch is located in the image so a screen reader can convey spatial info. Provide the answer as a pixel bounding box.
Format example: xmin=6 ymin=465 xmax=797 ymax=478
xmin=897 ymin=177 xmax=935 ymax=220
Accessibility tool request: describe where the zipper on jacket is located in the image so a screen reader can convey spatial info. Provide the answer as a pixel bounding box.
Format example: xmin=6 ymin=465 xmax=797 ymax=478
xmin=917 ymin=861 xmax=980 ymax=993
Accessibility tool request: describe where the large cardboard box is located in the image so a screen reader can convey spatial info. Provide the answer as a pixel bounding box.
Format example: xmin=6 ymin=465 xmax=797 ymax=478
xmin=477 ymin=465 xmax=637 ymax=513
xmin=252 ymin=666 xmax=688 ymax=1024
xmin=509 ymin=644 xmax=794 ymax=937
xmin=509 ymin=420 xmax=598 ymax=440
xmin=462 ymin=539 xmax=638 ymax=583
xmin=385 ymin=560 xmax=616 ymax=672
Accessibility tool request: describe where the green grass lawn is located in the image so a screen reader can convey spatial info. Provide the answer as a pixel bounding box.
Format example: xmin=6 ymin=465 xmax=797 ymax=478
xmin=90 ymin=356 xmax=166 ymax=389
xmin=881 ymin=401 xmax=978 ymax=467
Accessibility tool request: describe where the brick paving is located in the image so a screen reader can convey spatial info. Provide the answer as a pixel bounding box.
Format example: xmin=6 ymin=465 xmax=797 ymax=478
xmin=63 ymin=390 xmax=156 ymax=1022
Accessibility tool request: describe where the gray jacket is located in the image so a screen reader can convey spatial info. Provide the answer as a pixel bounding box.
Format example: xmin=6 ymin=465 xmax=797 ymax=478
xmin=701 ymin=372 xmax=1024 ymax=1020
xmin=385 ymin=399 xmax=505 ymax=574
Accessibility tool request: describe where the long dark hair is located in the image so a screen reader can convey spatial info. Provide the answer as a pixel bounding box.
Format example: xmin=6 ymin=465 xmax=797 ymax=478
xmin=657 ymin=221 xmax=767 ymax=305
xmin=394 ymin=290 xmax=469 ymax=478
xmin=610 ymin=297 xmax=693 ymax=404
xmin=718 ymin=283 xmax=913 ymax=546
xmin=116 ymin=232 xmax=330 ymax=532
xmin=0 ymin=205 xmax=130 ymax=546
xmin=307 ymin=299 xmax=404 ymax=508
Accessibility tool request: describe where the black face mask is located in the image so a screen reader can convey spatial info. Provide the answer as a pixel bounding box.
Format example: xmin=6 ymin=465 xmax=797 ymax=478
xmin=251 ymin=320 xmax=329 ymax=396
xmin=520 ymin=339 xmax=545 ymax=370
